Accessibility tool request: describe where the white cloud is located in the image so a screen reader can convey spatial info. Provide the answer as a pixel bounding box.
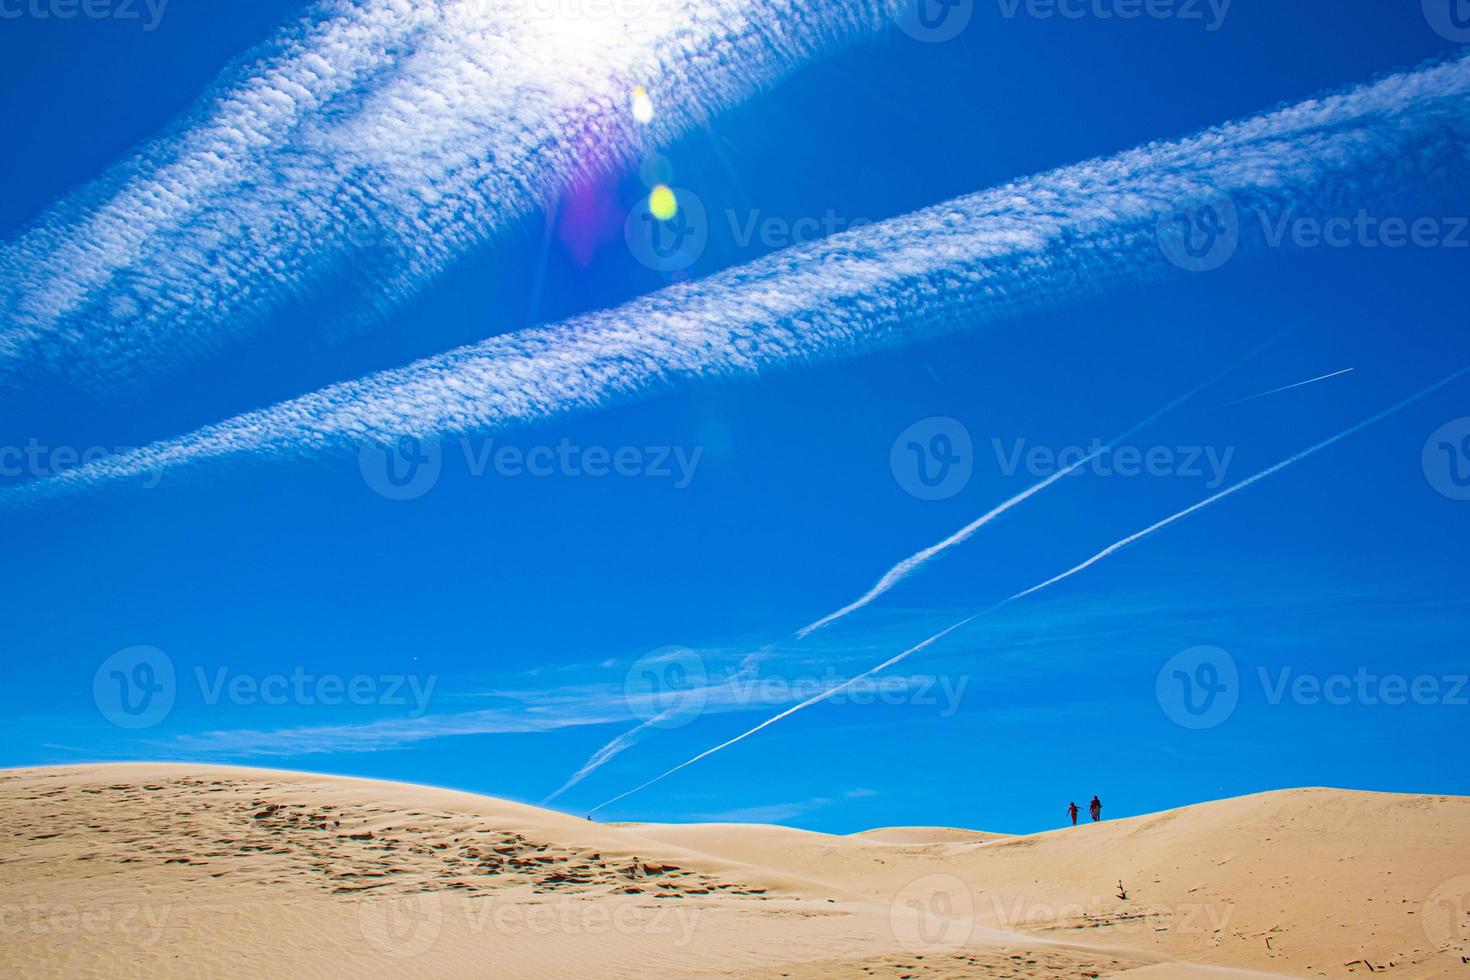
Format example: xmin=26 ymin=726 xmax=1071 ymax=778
xmin=134 ymin=651 xmax=945 ymax=761
xmin=170 ymin=701 xmax=623 ymax=757
xmin=0 ymin=0 xmax=905 ymax=389
xmin=11 ymin=52 xmax=1468 ymax=504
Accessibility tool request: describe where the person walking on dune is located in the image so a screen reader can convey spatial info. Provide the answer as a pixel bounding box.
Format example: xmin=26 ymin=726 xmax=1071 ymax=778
xmin=1089 ymin=795 xmax=1102 ymax=822
xmin=1067 ymin=801 xmax=1079 ymax=826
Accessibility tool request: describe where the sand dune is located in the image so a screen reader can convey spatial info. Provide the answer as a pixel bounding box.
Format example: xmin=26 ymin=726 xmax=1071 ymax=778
xmin=1 ymin=765 xmax=1466 ymax=978
xmin=850 ymin=828 xmax=1013 ymax=846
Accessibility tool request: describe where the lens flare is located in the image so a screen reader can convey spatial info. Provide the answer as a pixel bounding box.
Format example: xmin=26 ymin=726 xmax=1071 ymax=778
xmin=648 ymin=184 xmax=678 ymax=220
xmin=639 ymin=151 xmax=673 ymax=187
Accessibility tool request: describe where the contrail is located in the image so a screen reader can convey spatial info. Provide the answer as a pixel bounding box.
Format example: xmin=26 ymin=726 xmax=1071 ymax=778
xmin=790 ymin=469 xmax=1100 ymax=640
xmin=542 ymin=711 xmax=669 ymax=804
xmin=1223 ymin=367 xmax=1355 ymax=406
xmin=9 ymin=53 xmax=1470 ymax=503
xmin=555 ymin=335 xmax=1288 ymax=801
xmin=588 ymin=617 xmax=976 ymax=815
xmin=589 ymin=365 xmax=1469 ymax=813
xmin=1003 ymin=365 xmax=1469 ymax=605
xmin=793 ymin=330 xmax=1286 ymax=640
xmin=0 ymin=0 xmax=905 ymax=391
xmin=547 ymin=667 xmax=750 ymax=806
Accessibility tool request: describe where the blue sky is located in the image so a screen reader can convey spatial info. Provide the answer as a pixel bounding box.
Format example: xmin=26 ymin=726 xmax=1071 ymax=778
xmin=1 ymin=0 xmax=1467 ymax=834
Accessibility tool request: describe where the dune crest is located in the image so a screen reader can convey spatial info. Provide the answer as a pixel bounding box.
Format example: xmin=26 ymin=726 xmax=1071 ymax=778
xmin=2 ymin=764 xmax=1466 ymax=978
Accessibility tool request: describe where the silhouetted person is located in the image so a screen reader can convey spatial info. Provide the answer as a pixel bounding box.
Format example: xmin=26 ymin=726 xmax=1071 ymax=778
xmin=1089 ymin=795 xmax=1102 ymax=822
xmin=1067 ymin=801 xmax=1079 ymax=826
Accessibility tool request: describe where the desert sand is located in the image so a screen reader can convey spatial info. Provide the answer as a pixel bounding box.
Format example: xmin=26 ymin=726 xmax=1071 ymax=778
xmin=1 ymin=764 xmax=1466 ymax=978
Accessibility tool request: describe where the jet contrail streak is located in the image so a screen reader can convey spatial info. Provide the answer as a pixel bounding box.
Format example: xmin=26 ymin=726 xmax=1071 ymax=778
xmin=382 ymin=334 xmax=1299 ymax=805
xmin=790 ymin=467 xmax=1102 ymax=640
xmin=587 ymin=616 xmax=976 ymax=815
xmin=793 ymin=330 xmax=1287 ymax=640
xmin=9 ymin=54 xmax=1470 ymax=504
xmin=1224 ymin=367 xmax=1356 ymax=406
xmin=542 ymin=712 xmax=668 ymax=804
xmin=1003 ymin=364 xmax=1469 ymax=605
xmin=590 ymin=365 xmax=1469 ymax=813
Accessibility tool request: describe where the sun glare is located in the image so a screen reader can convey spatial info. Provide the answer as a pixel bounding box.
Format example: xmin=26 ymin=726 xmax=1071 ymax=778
xmin=631 ymin=86 xmax=654 ymax=124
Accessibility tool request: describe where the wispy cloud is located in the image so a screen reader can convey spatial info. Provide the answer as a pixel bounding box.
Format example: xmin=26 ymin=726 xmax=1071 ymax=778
xmin=0 ymin=0 xmax=903 ymax=390
xmin=125 ymin=651 xmax=946 ymax=761
xmin=10 ymin=53 xmax=1469 ymax=504
xmin=675 ymin=788 xmax=876 ymax=824
xmin=170 ymin=701 xmax=624 ymax=757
